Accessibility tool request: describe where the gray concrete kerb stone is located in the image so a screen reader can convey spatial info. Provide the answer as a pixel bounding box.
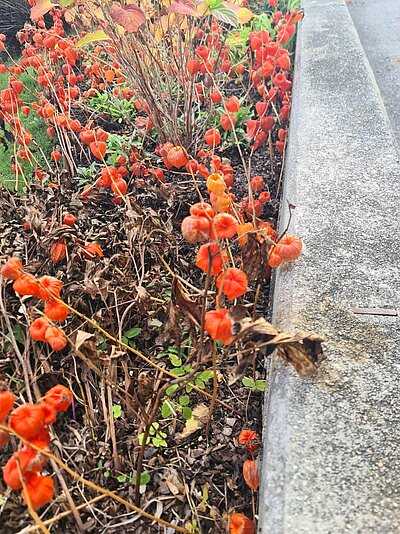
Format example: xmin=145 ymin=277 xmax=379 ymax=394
xmin=258 ymin=1 xmax=400 ymax=533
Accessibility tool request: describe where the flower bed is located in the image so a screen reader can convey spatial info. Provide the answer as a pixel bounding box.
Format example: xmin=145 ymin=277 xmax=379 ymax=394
xmin=0 ymin=1 xmax=324 ymax=531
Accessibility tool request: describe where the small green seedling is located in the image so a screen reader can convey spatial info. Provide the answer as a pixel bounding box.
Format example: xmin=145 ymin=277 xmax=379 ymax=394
xmin=242 ymin=377 xmax=268 ymax=392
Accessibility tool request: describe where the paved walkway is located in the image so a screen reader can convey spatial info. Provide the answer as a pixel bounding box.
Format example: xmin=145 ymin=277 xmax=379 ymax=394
xmin=348 ymin=0 xmax=400 ymax=146
xmin=259 ymin=1 xmax=400 ymax=533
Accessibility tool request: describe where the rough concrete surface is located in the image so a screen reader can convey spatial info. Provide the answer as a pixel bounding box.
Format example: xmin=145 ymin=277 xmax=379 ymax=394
xmin=348 ymin=0 xmax=400 ymax=147
xmin=259 ymin=1 xmax=400 ymax=533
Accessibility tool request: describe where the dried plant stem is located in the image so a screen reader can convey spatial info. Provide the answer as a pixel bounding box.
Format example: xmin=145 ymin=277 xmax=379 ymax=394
xmin=49 ymin=458 xmax=85 ymax=532
xmin=205 ymin=341 xmax=218 ymax=436
xmin=17 ymin=495 xmax=107 ymax=534
xmin=1 ymin=425 xmax=190 ymax=534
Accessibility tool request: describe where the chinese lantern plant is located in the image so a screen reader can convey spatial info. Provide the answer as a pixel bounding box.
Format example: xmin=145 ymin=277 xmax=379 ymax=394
xmin=1 ymin=258 xmax=68 ymax=352
xmin=0 ymin=385 xmax=73 ymax=509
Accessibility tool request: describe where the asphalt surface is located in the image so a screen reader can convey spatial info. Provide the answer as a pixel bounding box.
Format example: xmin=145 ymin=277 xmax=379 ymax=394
xmin=348 ymin=0 xmax=400 ymax=146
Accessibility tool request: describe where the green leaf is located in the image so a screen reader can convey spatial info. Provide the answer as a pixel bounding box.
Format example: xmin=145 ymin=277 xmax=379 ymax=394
xmin=171 ymin=367 xmax=186 ymax=377
xmin=75 ymin=30 xmax=111 ymax=49
xmin=104 ymin=470 xmax=110 ymax=478
xmin=255 ymin=380 xmax=268 ymax=392
xmin=198 ymin=370 xmax=213 ymax=382
xmin=125 ymin=327 xmax=141 ymax=338
xmin=195 ymin=378 xmax=205 ymax=389
xmin=166 ymin=384 xmax=179 ymax=395
xmin=207 ymin=0 xmax=222 ymax=9
xmin=138 ymin=433 xmax=151 ymax=445
xmin=179 ymin=395 xmax=190 ymax=406
xmin=117 ymin=474 xmax=127 ymax=483
xmin=59 ymin=0 xmax=76 ymax=6
xmin=169 ymin=354 xmax=182 ymax=367
xmin=288 ymin=0 xmax=301 ymax=9
xmin=210 ymin=6 xmax=238 ymax=27
xmin=242 ymin=376 xmax=256 ymax=389
xmin=140 ymin=472 xmax=151 ymax=485
xmin=182 ymin=406 xmax=192 ymax=420
xmin=131 ymin=472 xmax=151 ymax=486
xmin=161 ymin=400 xmax=172 ymax=418
xmin=153 ymin=437 xmax=167 ymax=447
xmin=112 ymin=405 xmax=122 ymax=419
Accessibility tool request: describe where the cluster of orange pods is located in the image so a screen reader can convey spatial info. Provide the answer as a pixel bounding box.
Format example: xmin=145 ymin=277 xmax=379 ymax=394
xmin=1 ymin=258 xmax=68 ymax=351
xmin=0 ymin=385 xmax=73 ymax=509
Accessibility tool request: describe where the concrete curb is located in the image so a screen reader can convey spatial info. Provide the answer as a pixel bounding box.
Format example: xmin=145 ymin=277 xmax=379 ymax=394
xmin=259 ymin=1 xmax=400 ymax=533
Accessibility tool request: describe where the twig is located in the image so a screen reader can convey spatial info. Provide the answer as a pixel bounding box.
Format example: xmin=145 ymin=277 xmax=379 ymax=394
xmin=205 ymin=342 xmax=218 ymax=436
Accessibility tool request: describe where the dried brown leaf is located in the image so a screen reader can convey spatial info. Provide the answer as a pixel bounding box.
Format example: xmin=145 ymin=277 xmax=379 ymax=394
xmin=233 ymin=316 xmax=325 ymax=377
xmin=172 ymin=277 xmax=202 ymax=326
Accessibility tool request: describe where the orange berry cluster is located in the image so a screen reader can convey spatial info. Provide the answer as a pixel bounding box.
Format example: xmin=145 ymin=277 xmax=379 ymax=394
xmin=1 ymin=258 xmax=68 ymax=351
xmin=0 ymin=385 xmax=73 ymax=510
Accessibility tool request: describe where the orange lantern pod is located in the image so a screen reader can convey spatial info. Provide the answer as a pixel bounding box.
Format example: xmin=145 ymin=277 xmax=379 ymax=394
xmin=204 ymin=308 xmax=233 ymax=345
xmin=237 ymin=223 xmax=253 ymax=245
xmin=216 ymin=268 xmax=248 ymax=300
xmin=89 ymin=140 xmax=107 ymax=160
xmin=44 ymin=300 xmax=69 ymax=322
xmin=268 ymin=249 xmax=283 ymax=268
xmin=210 ymin=192 xmax=232 ymax=213
xmin=229 ymin=513 xmax=255 ymax=534
xmin=190 ymin=202 xmax=214 ymax=219
xmin=212 ymin=213 xmax=239 ymax=239
xmin=196 ymin=243 xmax=228 ymax=275
xmin=111 ymin=178 xmax=127 ymax=197
xmin=181 ymin=216 xmax=210 ymax=243
xmin=220 ymin=113 xmax=237 ymax=131
xmin=80 ymin=129 xmax=95 ymax=145
xmin=45 ymin=326 xmax=67 ymax=352
xmin=225 ymin=96 xmax=240 ymax=112
xmin=1 ymin=257 xmax=23 ymax=280
xmin=22 ymin=474 xmax=54 ymax=510
xmin=101 ymin=165 xmax=119 ymax=186
xmin=3 ymin=454 xmax=24 ymax=490
xmin=29 ymin=426 xmax=51 ymax=447
xmin=0 ymin=391 xmax=15 ymax=421
xmin=166 ymin=146 xmax=188 ymax=169
xmin=243 ymin=459 xmax=260 ymax=491
xmin=63 ymin=213 xmax=76 ymax=226
xmin=275 ymin=235 xmax=302 ymax=261
xmin=83 ymin=242 xmax=104 ymax=259
xmin=44 ymin=385 xmax=73 ymax=412
xmin=206 ymin=173 xmax=226 ymax=195
xmin=258 ymin=222 xmax=277 ymax=242
xmin=29 ymin=317 xmax=51 ymax=341
xmin=50 ymin=239 xmax=67 ymax=264
xmin=8 ymin=403 xmax=45 ymax=440
xmin=238 ymin=429 xmax=260 ymax=453
xmin=40 ymin=402 xmax=57 ymax=425
xmin=37 ymin=276 xmax=63 ymax=301
xmin=13 ymin=273 xmax=39 ymax=297
xmin=204 ymin=128 xmax=221 ymax=146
